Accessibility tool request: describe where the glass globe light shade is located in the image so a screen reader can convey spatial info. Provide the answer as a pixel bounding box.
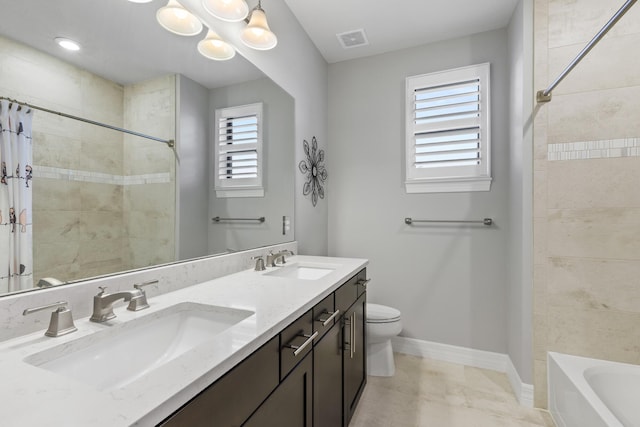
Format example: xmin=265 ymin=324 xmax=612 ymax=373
xmin=197 ymin=30 xmax=236 ymax=60
xmin=240 ymin=8 xmax=277 ymax=50
xmin=156 ymin=0 xmax=203 ymax=36
xmin=202 ymin=0 xmax=249 ymax=22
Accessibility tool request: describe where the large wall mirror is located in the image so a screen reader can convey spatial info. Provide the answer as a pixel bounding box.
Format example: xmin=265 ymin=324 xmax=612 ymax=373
xmin=0 ymin=0 xmax=295 ymax=296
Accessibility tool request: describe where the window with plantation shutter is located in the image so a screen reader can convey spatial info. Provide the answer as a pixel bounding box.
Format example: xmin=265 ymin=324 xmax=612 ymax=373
xmin=405 ymin=63 xmax=492 ymax=193
xmin=214 ymin=103 xmax=264 ymax=198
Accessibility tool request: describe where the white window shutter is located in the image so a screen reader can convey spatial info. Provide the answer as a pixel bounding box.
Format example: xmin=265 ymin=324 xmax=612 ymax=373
xmin=405 ymin=63 xmax=492 ymax=193
xmin=214 ymin=103 xmax=264 ymax=198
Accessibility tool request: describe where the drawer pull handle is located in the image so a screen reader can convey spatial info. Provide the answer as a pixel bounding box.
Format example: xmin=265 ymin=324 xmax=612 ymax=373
xmin=316 ymin=309 xmax=340 ymax=327
xmin=343 ymin=315 xmax=355 ymax=359
xmin=355 ymin=278 xmax=371 ymax=288
xmin=288 ymin=331 xmax=319 ymax=356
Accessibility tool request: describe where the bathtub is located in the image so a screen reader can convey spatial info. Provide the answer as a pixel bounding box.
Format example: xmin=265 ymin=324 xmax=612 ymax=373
xmin=548 ymin=352 xmax=640 ymax=427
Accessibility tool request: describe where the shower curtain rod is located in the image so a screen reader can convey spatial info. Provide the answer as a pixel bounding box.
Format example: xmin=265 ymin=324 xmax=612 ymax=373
xmin=0 ymin=96 xmax=175 ymax=147
xmin=536 ymin=0 xmax=637 ymax=103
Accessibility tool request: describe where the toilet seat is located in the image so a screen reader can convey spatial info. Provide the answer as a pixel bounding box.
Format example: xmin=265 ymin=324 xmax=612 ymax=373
xmin=367 ymin=303 xmax=401 ymax=323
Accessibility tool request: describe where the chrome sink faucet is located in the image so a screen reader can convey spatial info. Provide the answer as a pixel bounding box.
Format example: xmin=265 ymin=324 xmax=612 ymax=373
xmin=90 ymin=286 xmax=145 ymax=323
xmin=278 ymin=250 xmax=294 ymax=264
xmin=266 ymin=250 xmax=294 ymax=267
xmin=23 ymin=301 xmax=77 ymax=337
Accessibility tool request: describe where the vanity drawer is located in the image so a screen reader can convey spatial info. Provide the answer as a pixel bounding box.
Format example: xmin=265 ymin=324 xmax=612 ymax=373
xmin=280 ymin=310 xmax=314 ymax=380
xmin=313 ymin=293 xmax=336 ymax=342
xmin=335 ymin=268 xmax=367 ymax=314
xmin=161 ymin=336 xmax=279 ymax=427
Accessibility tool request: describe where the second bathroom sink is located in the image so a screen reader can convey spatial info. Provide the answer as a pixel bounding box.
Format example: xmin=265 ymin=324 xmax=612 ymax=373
xmin=265 ymin=262 xmax=338 ymax=280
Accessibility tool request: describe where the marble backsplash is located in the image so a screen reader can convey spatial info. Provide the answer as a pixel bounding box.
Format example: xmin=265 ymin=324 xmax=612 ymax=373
xmin=0 ymin=241 xmax=297 ymax=342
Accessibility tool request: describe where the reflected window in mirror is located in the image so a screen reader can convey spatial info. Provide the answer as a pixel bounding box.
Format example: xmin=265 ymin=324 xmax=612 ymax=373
xmin=214 ymin=103 xmax=264 ymax=198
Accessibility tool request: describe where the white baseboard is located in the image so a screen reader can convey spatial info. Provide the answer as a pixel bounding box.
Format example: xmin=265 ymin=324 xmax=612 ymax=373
xmin=391 ymin=336 xmax=533 ymax=408
xmin=505 ymin=357 xmax=534 ymax=408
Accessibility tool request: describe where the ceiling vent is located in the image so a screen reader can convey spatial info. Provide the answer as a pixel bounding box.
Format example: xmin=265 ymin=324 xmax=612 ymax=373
xmin=336 ymin=29 xmax=369 ymax=49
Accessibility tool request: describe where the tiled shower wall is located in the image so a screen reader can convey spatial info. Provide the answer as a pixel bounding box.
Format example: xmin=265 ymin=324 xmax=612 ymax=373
xmin=0 ymin=36 xmax=175 ymax=285
xmin=533 ymin=0 xmax=640 ymax=407
xmin=122 ymin=75 xmax=176 ymax=271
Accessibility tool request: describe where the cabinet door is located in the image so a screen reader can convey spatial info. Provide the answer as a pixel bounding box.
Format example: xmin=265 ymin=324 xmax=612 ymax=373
xmin=161 ymin=337 xmax=279 ymax=427
xmin=343 ymin=293 xmax=366 ymax=426
xmin=243 ymin=353 xmax=313 ymax=427
xmin=313 ymin=321 xmax=343 ymax=427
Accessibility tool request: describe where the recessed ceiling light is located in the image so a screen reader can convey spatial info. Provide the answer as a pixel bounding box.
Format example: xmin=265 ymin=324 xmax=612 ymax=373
xmin=55 ymin=37 xmax=81 ymax=51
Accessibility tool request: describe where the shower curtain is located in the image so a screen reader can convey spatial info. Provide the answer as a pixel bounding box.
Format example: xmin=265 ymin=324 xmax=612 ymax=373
xmin=0 ymin=99 xmax=33 ymax=293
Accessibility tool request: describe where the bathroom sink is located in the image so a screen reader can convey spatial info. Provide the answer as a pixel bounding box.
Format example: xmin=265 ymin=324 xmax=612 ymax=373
xmin=24 ymin=302 xmax=254 ymax=391
xmin=265 ymin=262 xmax=337 ymax=280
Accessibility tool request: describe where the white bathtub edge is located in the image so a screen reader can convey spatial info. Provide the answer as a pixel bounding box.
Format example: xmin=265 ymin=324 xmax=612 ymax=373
xmin=547 ymin=352 xmax=626 ymax=427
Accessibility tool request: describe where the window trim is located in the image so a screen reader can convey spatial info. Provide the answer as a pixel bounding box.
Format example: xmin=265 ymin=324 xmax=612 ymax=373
xmin=405 ymin=63 xmax=492 ymax=193
xmin=214 ymin=102 xmax=264 ymax=198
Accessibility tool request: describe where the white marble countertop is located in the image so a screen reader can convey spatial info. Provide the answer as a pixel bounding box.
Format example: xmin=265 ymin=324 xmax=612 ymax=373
xmin=0 ymin=255 xmax=367 ymax=427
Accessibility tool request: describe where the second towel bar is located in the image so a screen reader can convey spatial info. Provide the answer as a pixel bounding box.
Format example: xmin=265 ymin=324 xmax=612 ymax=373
xmin=405 ymin=217 xmax=493 ymax=226
xmin=212 ymin=216 xmax=265 ymax=223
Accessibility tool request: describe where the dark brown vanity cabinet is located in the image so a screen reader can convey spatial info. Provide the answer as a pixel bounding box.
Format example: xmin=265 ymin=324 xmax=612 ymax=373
xmin=161 ymin=336 xmax=280 ymax=427
xmin=159 ymin=268 xmax=367 ymax=427
xmin=313 ymin=319 xmax=342 ymax=427
xmin=343 ymin=293 xmax=366 ymax=425
xmin=244 ymin=353 xmax=313 ymax=427
xmin=315 ymin=269 xmax=367 ymax=427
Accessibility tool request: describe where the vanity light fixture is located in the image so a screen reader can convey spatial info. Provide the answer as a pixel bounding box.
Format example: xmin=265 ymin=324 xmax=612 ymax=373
xmin=54 ymin=37 xmax=81 ymax=51
xmin=202 ymin=0 xmax=249 ymax=22
xmin=153 ymin=0 xmax=277 ymax=59
xmin=197 ymin=29 xmax=236 ymax=60
xmin=156 ymin=0 xmax=204 ymax=36
xmin=240 ymin=0 xmax=277 ymax=50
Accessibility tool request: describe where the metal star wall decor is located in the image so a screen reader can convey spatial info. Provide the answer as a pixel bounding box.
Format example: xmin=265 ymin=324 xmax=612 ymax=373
xmin=299 ymin=136 xmax=327 ymax=207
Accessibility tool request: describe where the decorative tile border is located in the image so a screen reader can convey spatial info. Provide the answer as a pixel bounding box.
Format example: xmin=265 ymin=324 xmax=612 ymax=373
xmin=33 ymin=165 xmax=170 ymax=185
xmin=548 ymin=138 xmax=640 ymax=161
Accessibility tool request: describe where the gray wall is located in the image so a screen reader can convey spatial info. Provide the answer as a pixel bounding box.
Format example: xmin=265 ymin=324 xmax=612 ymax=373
xmin=507 ymin=0 xmax=534 ymax=384
xmin=208 ymin=78 xmax=295 ymax=254
xmin=181 ymin=0 xmax=330 ymax=256
xmin=327 ymin=29 xmax=511 ymax=354
xmin=177 ymin=75 xmax=210 ymax=260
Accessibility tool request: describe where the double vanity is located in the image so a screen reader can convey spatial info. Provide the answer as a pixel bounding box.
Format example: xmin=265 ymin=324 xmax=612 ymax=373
xmin=0 ymin=254 xmax=368 ymax=426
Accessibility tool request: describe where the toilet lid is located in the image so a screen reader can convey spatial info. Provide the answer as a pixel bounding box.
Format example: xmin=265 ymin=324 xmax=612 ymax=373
xmin=367 ymin=303 xmax=401 ymax=323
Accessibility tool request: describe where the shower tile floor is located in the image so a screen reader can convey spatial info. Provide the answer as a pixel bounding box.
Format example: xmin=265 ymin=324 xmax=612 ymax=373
xmin=350 ymin=353 xmax=556 ymax=427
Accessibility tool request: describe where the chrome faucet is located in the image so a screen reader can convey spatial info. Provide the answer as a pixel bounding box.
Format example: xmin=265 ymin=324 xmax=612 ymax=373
xmin=36 ymin=277 xmax=64 ymax=288
xmin=252 ymin=255 xmax=266 ymax=271
xmin=278 ymin=250 xmax=294 ymax=264
xmin=129 ymin=280 xmax=157 ymax=311
xmin=90 ymin=286 xmax=145 ymax=323
xmin=23 ymin=301 xmax=77 ymax=337
xmin=266 ymin=250 xmax=295 ymax=267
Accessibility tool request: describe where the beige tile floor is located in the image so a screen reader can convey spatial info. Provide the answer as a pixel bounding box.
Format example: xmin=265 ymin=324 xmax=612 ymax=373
xmin=350 ymin=353 xmax=556 ymax=427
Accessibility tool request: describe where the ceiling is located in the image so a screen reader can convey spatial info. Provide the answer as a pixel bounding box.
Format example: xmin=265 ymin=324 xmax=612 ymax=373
xmin=0 ymin=0 xmax=519 ymax=89
xmin=284 ymin=0 xmax=520 ymax=63
xmin=0 ymin=0 xmax=264 ymax=89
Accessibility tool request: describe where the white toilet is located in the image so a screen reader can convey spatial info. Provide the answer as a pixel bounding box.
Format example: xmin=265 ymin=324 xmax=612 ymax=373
xmin=366 ymin=303 xmax=402 ymax=377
